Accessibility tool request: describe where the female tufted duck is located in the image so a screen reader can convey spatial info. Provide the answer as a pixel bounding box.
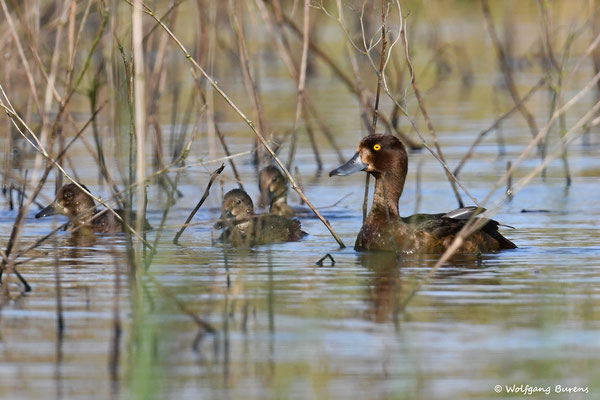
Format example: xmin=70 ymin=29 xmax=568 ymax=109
xmin=329 ymin=134 xmax=516 ymax=253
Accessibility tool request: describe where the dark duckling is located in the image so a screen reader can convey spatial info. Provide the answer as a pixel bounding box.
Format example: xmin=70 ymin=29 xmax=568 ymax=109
xmin=329 ymin=134 xmax=516 ymax=253
xmin=35 ymin=183 xmax=151 ymax=234
xmin=258 ymin=165 xmax=295 ymax=218
xmin=215 ymin=189 xmax=305 ymax=247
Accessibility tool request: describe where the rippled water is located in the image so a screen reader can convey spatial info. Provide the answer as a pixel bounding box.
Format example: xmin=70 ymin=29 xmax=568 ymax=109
xmin=3 ymin=125 xmax=599 ymax=399
xmin=2 ymin=5 xmax=600 ymax=400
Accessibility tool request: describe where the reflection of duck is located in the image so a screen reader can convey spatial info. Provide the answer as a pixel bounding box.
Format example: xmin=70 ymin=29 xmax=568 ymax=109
xmin=258 ymin=165 xmax=295 ymax=218
xmin=359 ymin=252 xmax=498 ymax=323
xmin=359 ymin=252 xmax=402 ymax=323
xmin=215 ymin=189 xmax=306 ymax=247
xmin=330 ymin=135 xmax=516 ymax=253
xmin=36 ymin=183 xmax=151 ymax=234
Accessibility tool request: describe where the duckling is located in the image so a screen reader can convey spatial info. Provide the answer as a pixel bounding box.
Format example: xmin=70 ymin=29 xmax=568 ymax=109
xmin=215 ymin=188 xmax=305 ymax=247
xmin=258 ymin=165 xmax=295 ymax=218
xmin=329 ymin=134 xmax=516 ymax=253
xmin=35 ymin=183 xmax=151 ymax=234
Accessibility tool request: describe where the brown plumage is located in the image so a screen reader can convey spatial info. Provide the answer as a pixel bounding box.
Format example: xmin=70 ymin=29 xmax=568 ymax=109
xmin=215 ymin=189 xmax=305 ymax=247
xmin=258 ymin=165 xmax=295 ymax=218
xmin=330 ymin=134 xmax=516 ymax=253
xmin=35 ymin=183 xmax=151 ymax=234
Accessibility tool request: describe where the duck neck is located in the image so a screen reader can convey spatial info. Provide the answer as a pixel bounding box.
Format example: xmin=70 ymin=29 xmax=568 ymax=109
xmin=69 ymin=202 xmax=96 ymax=226
xmin=370 ymin=170 xmax=405 ymax=219
xmin=234 ymin=210 xmax=254 ymax=231
xmin=72 ymin=208 xmax=97 ymax=227
xmin=271 ymin=194 xmax=287 ymax=209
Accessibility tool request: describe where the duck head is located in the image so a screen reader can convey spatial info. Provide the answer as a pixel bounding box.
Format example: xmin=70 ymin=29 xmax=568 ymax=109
xmin=330 ymin=135 xmax=409 ymax=215
xmin=258 ymin=165 xmax=288 ymax=209
xmin=329 ymin=134 xmax=408 ymax=179
xmin=36 ymin=183 xmax=96 ymax=220
xmin=215 ymin=189 xmax=254 ymax=229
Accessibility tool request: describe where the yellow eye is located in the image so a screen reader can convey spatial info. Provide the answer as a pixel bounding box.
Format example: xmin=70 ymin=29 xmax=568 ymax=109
xmin=373 ymin=144 xmax=381 ymax=151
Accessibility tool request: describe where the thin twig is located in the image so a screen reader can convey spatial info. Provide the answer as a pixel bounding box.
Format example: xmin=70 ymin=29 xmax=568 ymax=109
xmin=315 ymin=253 xmax=335 ymax=267
xmin=191 ymin=70 xmax=245 ymax=191
xmin=285 ymin=0 xmax=310 ymax=171
xmin=257 ymin=0 xmax=342 ymax=165
xmin=401 ymin=19 xmax=464 ymax=208
xmin=284 ymin=8 xmax=420 ymax=149
xmin=230 ymin=0 xmax=268 ymax=167
xmin=363 ymin=0 xmax=389 ymax=224
xmin=173 ymin=164 xmax=225 ymax=244
xmin=371 ymin=0 xmax=388 ymax=133
xmin=453 ymin=78 xmax=547 ymax=177
xmin=480 ymin=0 xmax=541 ymax=149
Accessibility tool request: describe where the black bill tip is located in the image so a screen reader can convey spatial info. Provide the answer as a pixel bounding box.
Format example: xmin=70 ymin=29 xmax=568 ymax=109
xmin=35 ymin=204 xmax=57 ymax=219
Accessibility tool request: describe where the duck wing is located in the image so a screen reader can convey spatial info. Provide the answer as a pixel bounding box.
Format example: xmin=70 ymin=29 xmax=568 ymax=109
xmin=254 ymin=215 xmax=306 ymax=244
xmin=88 ymin=209 xmax=152 ymax=234
xmin=442 ymin=206 xmax=485 ymax=220
xmin=402 ymin=210 xmax=516 ymax=251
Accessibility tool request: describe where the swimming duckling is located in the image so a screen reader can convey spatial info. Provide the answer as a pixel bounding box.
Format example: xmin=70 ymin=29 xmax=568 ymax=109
xmin=215 ymin=188 xmax=305 ymax=247
xmin=35 ymin=183 xmax=151 ymax=234
xmin=258 ymin=165 xmax=295 ymax=218
xmin=329 ymin=134 xmax=516 ymax=253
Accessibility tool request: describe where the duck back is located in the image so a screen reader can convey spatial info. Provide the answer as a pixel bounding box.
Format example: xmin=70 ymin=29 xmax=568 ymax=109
xmin=90 ymin=209 xmax=152 ymax=234
xmin=253 ymin=214 xmax=306 ymax=244
xmin=221 ymin=214 xmax=306 ymax=247
xmin=270 ymin=201 xmax=296 ymax=218
xmin=356 ymin=212 xmax=516 ymax=253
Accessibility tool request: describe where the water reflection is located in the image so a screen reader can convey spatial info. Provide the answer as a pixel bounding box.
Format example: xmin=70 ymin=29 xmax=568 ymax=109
xmin=54 ymin=332 xmax=63 ymax=400
xmin=65 ymin=231 xmax=97 ymax=249
xmin=359 ymin=252 xmax=403 ymax=324
xmin=359 ymin=251 xmax=493 ymax=323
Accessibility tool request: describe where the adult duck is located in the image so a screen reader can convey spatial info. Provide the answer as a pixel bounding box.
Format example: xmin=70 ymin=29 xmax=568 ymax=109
xmin=36 ymin=183 xmax=151 ymax=234
xmin=215 ymin=189 xmax=305 ymax=247
xmin=329 ymin=134 xmax=516 ymax=253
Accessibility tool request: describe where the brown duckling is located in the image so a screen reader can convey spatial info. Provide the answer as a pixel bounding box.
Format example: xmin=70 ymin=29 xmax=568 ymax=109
xmin=35 ymin=183 xmax=151 ymax=234
xmin=258 ymin=165 xmax=295 ymax=218
xmin=329 ymin=134 xmax=516 ymax=253
xmin=215 ymin=188 xmax=305 ymax=247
